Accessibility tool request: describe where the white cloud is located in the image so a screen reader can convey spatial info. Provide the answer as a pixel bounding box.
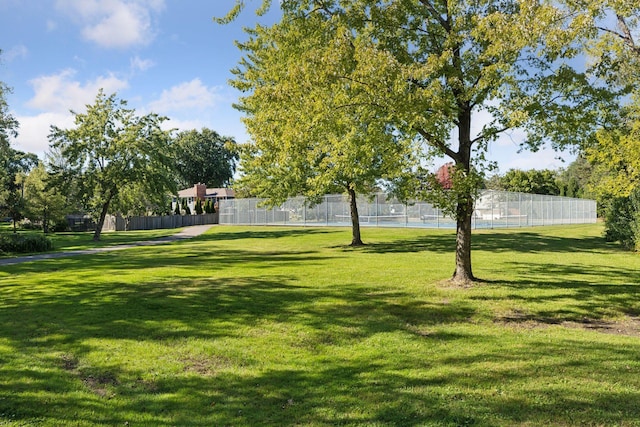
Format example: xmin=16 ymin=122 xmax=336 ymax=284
xmin=10 ymin=112 xmax=76 ymax=157
xmin=499 ymin=147 xmax=575 ymax=172
xmin=55 ymin=0 xmax=165 ymax=49
xmin=26 ymin=69 xmax=129 ymax=113
xmin=15 ymin=69 xmax=128 ymax=157
xmin=5 ymin=45 xmax=28 ymax=62
xmin=148 ymin=79 xmax=220 ymax=114
xmin=130 ymin=55 xmax=155 ymax=72
xmin=46 ymin=20 xmax=58 ymax=32
xmin=160 ymin=118 xmax=207 ymax=133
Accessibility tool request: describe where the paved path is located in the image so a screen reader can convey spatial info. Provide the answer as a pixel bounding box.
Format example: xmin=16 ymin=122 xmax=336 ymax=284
xmin=0 ymin=224 xmax=214 ymax=266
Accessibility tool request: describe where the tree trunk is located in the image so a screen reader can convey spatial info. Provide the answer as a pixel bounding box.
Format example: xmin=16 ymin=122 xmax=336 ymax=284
xmin=43 ymin=209 xmax=49 ymax=234
xmin=347 ymin=186 xmax=364 ymax=246
xmin=93 ymin=190 xmax=115 ymax=241
xmin=452 ymin=195 xmax=475 ymax=284
xmin=451 ymin=103 xmax=476 ymax=284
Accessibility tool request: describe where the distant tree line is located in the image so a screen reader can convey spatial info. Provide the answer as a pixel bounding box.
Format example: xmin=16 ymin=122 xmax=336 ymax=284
xmin=484 ymin=155 xmax=595 ymax=199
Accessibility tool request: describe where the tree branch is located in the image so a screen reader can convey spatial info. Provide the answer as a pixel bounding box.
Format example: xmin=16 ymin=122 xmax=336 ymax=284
xmin=416 ymin=127 xmax=459 ymax=162
xmin=418 ymin=0 xmax=450 ymax=31
xmin=616 ymin=14 xmax=640 ymax=56
xmin=470 ymin=125 xmax=511 ymax=145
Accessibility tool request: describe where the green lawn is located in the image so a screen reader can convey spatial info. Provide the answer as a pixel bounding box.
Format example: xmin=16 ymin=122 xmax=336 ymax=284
xmin=0 ymin=223 xmax=639 ymax=426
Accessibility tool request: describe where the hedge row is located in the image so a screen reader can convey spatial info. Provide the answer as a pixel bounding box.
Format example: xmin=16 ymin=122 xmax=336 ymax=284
xmin=0 ymin=234 xmax=53 ymax=254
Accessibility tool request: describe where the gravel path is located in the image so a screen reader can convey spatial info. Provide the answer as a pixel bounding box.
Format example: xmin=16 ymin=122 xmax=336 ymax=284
xmin=0 ymin=224 xmax=214 ymax=266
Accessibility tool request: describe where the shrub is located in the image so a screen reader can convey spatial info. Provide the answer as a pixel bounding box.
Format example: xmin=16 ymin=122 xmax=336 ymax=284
xmin=50 ymin=221 xmax=70 ymax=233
xmin=19 ymin=219 xmax=41 ymax=230
xmin=0 ymin=233 xmax=53 ymax=254
xmin=603 ymin=189 xmax=640 ymax=251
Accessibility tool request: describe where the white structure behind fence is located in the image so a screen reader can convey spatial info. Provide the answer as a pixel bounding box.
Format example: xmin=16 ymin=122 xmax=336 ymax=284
xmin=218 ymin=190 xmax=597 ymax=229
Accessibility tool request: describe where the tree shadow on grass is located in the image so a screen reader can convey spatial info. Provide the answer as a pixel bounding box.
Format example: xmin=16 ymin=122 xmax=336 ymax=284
xmin=0 ymin=269 xmax=480 ymax=426
xmin=360 ymin=229 xmax=612 ymax=255
xmin=476 ymin=260 xmax=640 ymax=324
xmin=5 ymin=328 xmax=640 ymax=426
xmin=1 ymin=271 xmax=640 ymax=425
xmin=193 ymin=227 xmax=341 ymax=243
xmin=0 ymin=245 xmax=335 ymax=277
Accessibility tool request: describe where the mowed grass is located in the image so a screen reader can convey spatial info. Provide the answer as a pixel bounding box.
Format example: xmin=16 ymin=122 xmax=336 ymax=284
xmin=0 ymin=223 xmax=639 ymax=426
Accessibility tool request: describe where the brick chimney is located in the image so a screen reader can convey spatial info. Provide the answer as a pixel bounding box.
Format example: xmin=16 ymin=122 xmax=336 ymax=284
xmin=195 ymin=183 xmax=206 ymax=200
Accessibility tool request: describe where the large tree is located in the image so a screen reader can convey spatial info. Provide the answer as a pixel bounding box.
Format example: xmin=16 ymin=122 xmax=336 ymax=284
xmin=497 ymin=169 xmax=561 ymax=196
xmin=577 ymin=0 xmax=640 ymax=249
xmin=1 ymin=148 xmax=38 ymax=233
xmin=223 ymin=1 xmax=612 ymax=282
xmin=583 ymin=0 xmax=640 ymax=196
xmin=49 ymin=90 xmax=176 ymax=241
xmin=232 ymin=12 xmax=417 ymax=246
xmin=0 ymin=63 xmax=21 ymax=215
xmin=174 ymin=128 xmax=238 ymax=188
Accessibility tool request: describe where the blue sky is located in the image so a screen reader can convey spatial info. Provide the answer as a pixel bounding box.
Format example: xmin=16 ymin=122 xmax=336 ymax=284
xmin=0 ymin=0 xmax=575 ymax=173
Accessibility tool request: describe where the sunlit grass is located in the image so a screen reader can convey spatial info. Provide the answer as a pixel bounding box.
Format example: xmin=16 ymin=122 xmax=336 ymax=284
xmin=0 ymin=223 xmax=639 ymax=426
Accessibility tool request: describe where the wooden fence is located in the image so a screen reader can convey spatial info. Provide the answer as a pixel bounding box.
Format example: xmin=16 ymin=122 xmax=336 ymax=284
xmin=102 ymin=213 xmax=218 ymax=232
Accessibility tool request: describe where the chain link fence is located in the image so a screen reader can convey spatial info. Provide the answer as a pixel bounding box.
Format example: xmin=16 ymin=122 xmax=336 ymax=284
xmin=218 ymin=190 xmax=596 ymax=229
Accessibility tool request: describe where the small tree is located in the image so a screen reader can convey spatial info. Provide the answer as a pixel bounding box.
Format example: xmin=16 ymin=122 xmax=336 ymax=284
xmin=195 ymin=198 xmax=203 ymax=215
xmin=181 ymin=199 xmax=191 ymax=215
xmin=23 ymin=163 xmax=68 ymax=233
xmin=233 ymin=13 xmax=417 ymax=246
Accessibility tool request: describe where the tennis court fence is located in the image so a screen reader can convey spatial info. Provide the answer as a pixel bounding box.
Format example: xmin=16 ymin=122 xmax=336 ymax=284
xmin=218 ymin=190 xmax=597 ymax=229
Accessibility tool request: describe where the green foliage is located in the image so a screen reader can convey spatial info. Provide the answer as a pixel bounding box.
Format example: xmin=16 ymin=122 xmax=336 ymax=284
xmin=485 ymin=162 xmax=596 ymax=199
xmin=181 ymin=198 xmax=191 ymax=215
xmin=0 ymin=149 xmax=38 ymax=232
xmin=232 ymin=12 xmax=418 ymax=244
xmin=581 ymin=3 xmax=640 ymax=245
xmin=23 ymin=163 xmax=68 ymax=233
xmin=194 ymin=198 xmax=203 ymax=215
xmin=173 ymin=128 xmax=238 ymax=188
xmin=203 ymin=199 xmax=212 ymax=214
xmin=0 ymin=67 xmax=32 ymax=226
xmin=0 ymin=233 xmax=52 ymax=254
xmin=556 ymin=154 xmax=595 ymax=198
xmin=111 ymin=181 xmax=173 ymax=217
xmin=602 ymin=189 xmax=640 ymax=251
xmin=0 ymin=67 xmax=19 ymax=161
xmin=498 ymin=169 xmax=560 ymax=196
xmin=49 ymin=90 xmax=177 ymax=240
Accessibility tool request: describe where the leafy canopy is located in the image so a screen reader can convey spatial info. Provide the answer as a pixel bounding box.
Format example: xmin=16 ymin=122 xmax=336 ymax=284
xmin=174 ymin=128 xmax=238 ymax=189
xmin=49 ymin=90 xmax=176 ymax=240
